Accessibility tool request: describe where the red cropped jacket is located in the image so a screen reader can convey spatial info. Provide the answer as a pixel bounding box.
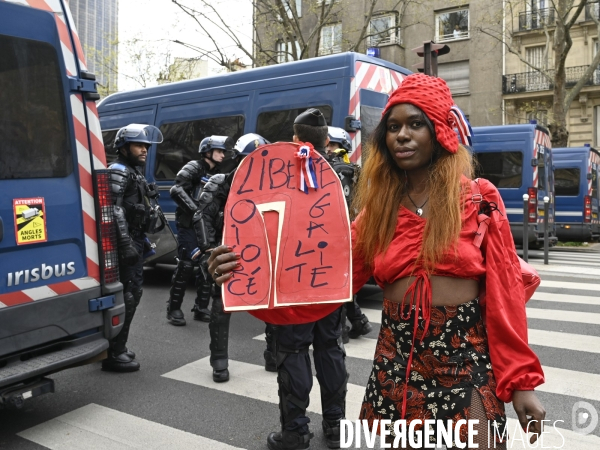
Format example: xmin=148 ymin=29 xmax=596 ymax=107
xmin=352 ymin=178 xmax=545 ymax=403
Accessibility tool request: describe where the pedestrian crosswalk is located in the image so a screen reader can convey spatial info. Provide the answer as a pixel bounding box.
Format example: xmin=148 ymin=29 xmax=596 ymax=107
xmin=13 ymin=271 xmax=600 ymax=449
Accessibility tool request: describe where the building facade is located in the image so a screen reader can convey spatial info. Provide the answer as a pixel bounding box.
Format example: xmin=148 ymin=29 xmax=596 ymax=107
xmin=254 ymin=0 xmax=505 ymax=127
xmin=503 ymin=1 xmax=600 ymax=147
xmin=69 ymin=0 xmax=118 ymax=94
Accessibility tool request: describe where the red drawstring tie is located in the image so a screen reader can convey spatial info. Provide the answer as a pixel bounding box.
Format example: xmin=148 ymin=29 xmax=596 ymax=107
xmin=473 ymin=213 xmax=490 ymax=249
xmin=399 ymin=271 xmax=432 ymax=420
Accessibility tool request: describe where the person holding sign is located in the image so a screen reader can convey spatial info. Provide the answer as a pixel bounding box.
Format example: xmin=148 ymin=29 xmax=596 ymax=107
xmin=191 ymin=133 xmax=276 ymax=382
xmin=211 ymin=109 xmax=349 ymax=450
xmin=350 ymin=74 xmax=546 ymax=447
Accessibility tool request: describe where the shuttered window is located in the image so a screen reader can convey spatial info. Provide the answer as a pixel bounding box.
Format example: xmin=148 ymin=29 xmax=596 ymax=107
xmin=438 ymin=60 xmax=469 ymax=95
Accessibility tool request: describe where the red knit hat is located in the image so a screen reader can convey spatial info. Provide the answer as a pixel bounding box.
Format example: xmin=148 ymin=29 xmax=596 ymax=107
xmin=382 ymin=73 xmax=472 ymax=154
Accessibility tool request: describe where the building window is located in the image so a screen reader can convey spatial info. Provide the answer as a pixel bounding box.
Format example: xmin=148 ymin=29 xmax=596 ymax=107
xmin=319 ymin=23 xmax=342 ymax=55
xmin=277 ymin=40 xmax=301 ymax=63
xmin=283 ymin=0 xmax=301 ymax=19
xmin=368 ymin=14 xmax=400 ymax=47
xmin=438 ymin=60 xmax=470 ymax=95
xmin=525 ymin=45 xmax=550 ymax=91
xmin=435 ymin=8 xmax=469 ymax=42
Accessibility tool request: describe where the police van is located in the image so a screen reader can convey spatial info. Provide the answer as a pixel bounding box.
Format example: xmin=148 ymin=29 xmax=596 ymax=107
xmin=471 ymin=123 xmax=557 ymax=248
xmin=0 ymin=0 xmax=124 ymax=407
xmin=553 ymin=145 xmax=600 ymax=241
xmin=97 ymin=53 xmax=410 ymax=263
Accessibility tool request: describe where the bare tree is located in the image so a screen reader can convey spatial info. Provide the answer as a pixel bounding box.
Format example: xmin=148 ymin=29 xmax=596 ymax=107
xmin=171 ymin=0 xmax=406 ymax=68
xmin=477 ymin=0 xmax=600 ymax=146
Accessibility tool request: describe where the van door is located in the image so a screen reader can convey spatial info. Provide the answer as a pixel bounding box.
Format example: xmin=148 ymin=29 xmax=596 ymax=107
xmin=0 ymin=3 xmax=90 ymax=304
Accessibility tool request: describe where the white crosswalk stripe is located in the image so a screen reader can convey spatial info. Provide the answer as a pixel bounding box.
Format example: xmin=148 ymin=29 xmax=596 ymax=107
xmin=18 ymin=403 xmax=244 ymax=450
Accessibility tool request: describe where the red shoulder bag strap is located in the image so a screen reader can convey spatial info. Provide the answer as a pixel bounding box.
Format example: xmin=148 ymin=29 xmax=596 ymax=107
xmin=470 ymin=178 xmax=491 ymax=248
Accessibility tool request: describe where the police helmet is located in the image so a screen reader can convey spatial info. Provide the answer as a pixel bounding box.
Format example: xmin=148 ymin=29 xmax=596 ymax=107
xmin=327 ymin=127 xmax=352 ymax=153
xmin=199 ymin=135 xmax=229 ymax=154
xmin=113 ymin=124 xmax=163 ymax=149
xmin=233 ymin=133 xmax=270 ymax=155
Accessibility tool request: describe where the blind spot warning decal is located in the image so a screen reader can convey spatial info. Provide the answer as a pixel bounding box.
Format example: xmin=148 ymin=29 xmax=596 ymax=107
xmin=13 ymin=197 xmax=48 ymax=245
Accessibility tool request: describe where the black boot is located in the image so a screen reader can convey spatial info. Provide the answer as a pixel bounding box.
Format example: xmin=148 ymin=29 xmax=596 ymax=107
xmin=192 ymin=304 xmax=211 ymax=322
xmin=101 ymin=351 xmax=140 ymax=372
xmin=210 ymin=293 xmax=231 ymax=382
xmin=124 ymin=348 xmax=136 ymax=359
xmin=194 ymin=265 xmax=212 ymax=322
xmin=167 ymin=259 xmax=193 ymax=326
xmin=267 ymin=430 xmax=313 ymax=450
xmin=213 ymin=368 xmax=230 ymax=382
xmin=268 ymin=367 xmax=313 ymax=450
xmin=167 ymin=304 xmax=186 ymax=326
xmin=322 ymin=419 xmax=341 ymax=449
xmin=348 ymin=314 xmax=372 ymax=339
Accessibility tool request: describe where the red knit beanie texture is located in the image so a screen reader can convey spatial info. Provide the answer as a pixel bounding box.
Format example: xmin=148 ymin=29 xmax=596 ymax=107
xmin=382 ymin=73 xmax=458 ymax=154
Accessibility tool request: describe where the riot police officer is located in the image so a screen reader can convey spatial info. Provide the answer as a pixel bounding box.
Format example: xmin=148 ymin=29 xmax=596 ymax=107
xmin=266 ymin=109 xmax=348 ymax=450
xmin=191 ymin=133 xmax=276 ymax=382
xmin=167 ymin=136 xmax=227 ymax=326
xmin=105 ymin=123 xmax=164 ymax=372
xmin=327 ymin=127 xmax=373 ymax=344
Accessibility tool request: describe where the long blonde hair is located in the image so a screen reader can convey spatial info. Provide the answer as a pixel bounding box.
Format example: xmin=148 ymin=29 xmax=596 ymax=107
xmin=352 ymin=110 xmax=474 ymax=272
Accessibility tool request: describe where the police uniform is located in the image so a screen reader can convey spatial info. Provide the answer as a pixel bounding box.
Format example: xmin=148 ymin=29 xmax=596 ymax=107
xmin=194 ymin=134 xmax=277 ymax=383
xmin=267 ymin=109 xmax=348 ymax=450
xmin=167 ymin=136 xmax=230 ymax=326
xmin=105 ymin=124 xmax=163 ymax=372
xmin=326 ymin=127 xmax=373 ymax=344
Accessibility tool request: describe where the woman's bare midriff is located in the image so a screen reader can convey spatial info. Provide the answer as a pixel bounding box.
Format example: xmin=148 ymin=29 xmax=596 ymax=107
xmin=383 ymin=275 xmax=480 ymax=306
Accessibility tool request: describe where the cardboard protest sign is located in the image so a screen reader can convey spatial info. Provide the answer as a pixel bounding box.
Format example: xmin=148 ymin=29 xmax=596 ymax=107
xmin=222 ymin=142 xmax=352 ymax=324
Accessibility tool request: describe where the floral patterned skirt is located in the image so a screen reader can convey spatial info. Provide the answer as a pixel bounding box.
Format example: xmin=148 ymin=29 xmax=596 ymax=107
xmin=359 ymin=298 xmax=507 ymax=445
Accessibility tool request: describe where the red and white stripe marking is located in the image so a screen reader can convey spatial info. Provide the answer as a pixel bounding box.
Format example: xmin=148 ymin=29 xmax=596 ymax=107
xmin=2 ymin=0 xmax=107 ymax=306
xmin=348 ymin=62 xmax=406 ymax=165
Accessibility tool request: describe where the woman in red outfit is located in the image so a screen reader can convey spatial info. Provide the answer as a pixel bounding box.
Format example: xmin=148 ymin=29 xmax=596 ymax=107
xmin=352 ymin=74 xmax=545 ymax=448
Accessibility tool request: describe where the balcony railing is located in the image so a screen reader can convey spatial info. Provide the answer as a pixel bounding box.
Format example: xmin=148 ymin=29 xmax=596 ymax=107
xmin=503 ymin=65 xmax=600 ymax=94
xmin=366 ymin=34 xmax=401 ymax=47
xmin=518 ymin=8 xmax=555 ymax=31
xmin=435 ymin=30 xmax=470 ymax=43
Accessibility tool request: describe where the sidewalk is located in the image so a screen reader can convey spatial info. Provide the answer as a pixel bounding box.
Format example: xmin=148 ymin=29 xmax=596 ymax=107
xmin=550 ymin=242 xmax=600 ymax=253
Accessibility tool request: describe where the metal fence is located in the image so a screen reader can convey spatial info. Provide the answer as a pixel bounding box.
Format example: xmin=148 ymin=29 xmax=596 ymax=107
xmin=518 ymin=8 xmax=555 ymax=31
xmin=503 ymin=65 xmax=600 ymax=94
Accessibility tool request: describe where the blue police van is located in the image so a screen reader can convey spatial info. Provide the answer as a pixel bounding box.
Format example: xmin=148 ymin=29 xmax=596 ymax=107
xmin=98 ymin=52 xmax=411 ymax=263
xmin=553 ymin=145 xmax=600 ymax=241
xmin=0 ymin=0 xmax=124 ymax=407
xmin=471 ymin=123 xmax=557 ymax=248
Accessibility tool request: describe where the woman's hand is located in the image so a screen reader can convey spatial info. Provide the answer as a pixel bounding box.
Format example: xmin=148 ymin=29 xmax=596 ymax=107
xmin=512 ymin=390 xmax=546 ymax=444
xmin=207 ymin=245 xmax=239 ymax=286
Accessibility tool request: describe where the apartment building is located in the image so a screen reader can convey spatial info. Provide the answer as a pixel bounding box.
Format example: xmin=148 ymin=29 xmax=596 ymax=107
xmin=254 ymin=0 xmax=505 ymax=127
xmin=504 ymin=1 xmax=600 ymax=146
xmin=70 ymin=0 xmax=118 ymax=94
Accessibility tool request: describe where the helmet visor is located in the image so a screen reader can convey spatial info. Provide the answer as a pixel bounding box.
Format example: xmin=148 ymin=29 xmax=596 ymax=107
xmin=121 ymin=124 xmax=164 ymax=145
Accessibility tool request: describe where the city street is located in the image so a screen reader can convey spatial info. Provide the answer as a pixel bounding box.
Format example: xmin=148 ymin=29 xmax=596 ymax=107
xmin=1 ymin=250 xmax=600 ymax=449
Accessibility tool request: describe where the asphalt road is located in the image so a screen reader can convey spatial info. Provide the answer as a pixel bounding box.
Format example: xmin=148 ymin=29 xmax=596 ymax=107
xmin=1 ymin=250 xmax=600 ymax=449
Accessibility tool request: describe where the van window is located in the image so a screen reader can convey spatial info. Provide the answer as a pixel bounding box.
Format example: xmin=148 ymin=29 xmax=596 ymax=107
xmin=554 ymin=168 xmax=580 ymax=196
xmin=102 ymin=130 xmax=119 ymax=165
xmin=257 ymin=106 xmax=332 ymax=143
xmin=537 ymin=150 xmax=546 ymax=191
xmin=360 ymin=105 xmax=384 ymax=156
xmin=474 ymin=151 xmax=523 ymax=188
xmin=0 ymin=34 xmax=72 ymax=179
xmin=155 ymin=115 xmax=245 ymax=180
